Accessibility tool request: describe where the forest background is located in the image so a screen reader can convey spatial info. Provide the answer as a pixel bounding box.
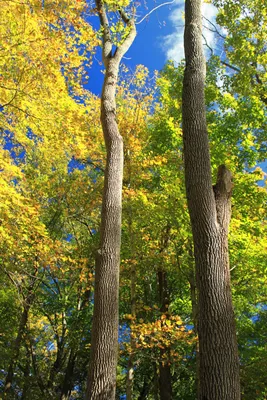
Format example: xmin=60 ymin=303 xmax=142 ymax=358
xmin=0 ymin=0 xmax=266 ymax=399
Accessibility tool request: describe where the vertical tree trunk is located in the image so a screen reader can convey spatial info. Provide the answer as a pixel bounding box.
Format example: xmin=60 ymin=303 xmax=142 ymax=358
xmin=86 ymin=55 xmax=123 ymax=400
xmin=125 ymin=142 xmax=136 ymax=400
xmin=4 ymin=273 xmax=37 ymax=397
xmin=4 ymin=304 xmax=30 ymax=396
xmin=157 ymin=224 xmax=172 ymax=400
xmin=137 ymin=377 xmax=151 ymax=400
xmin=60 ymin=349 xmax=77 ymax=400
xmin=182 ymin=0 xmax=240 ymax=399
xmin=21 ymin=344 xmax=31 ymax=400
xmin=158 ymin=269 xmax=172 ymax=400
xmin=86 ymin=3 xmax=136 ymax=399
xmin=126 ymin=245 xmax=136 ymax=400
xmin=153 ymin=363 xmax=160 ymax=400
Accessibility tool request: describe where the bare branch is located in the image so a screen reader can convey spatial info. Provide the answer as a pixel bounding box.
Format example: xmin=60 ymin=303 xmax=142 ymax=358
xmin=221 ymin=60 xmax=240 ymax=73
xmin=202 ymin=33 xmax=213 ymax=56
xmin=136 ymin=1 xmax=175 ymax=25
xmin=202 ymin=16 xmax=226 ymax=40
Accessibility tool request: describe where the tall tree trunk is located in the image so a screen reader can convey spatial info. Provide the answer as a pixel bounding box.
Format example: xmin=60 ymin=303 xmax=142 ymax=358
xmin=86 ymin=56 xmax=123 ymax=400
xmin=182 ymin=0 xmax=240 ymax=399
xmin=86 ymin=3 xmax=136 ymax=399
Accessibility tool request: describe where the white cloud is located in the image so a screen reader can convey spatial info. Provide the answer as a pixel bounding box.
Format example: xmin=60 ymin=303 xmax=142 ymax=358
xmin=160 ymin=1 xmax=219 ymax=63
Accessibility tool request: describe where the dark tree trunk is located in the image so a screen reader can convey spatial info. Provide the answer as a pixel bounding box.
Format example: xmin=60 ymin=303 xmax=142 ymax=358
xmin=137 ymin=377 xmax=151 ymax=400
xmin=4 ymin=304 xmax=30 ymax=396
xmin=153 ymin=363 xmax=160 ymax=400
xmin=126 ymin=235 xmax=136 ymax=400
xmin=4 ymin=274 xmax=36 ymax=397
xmin=182 ymin=0 xmax=240 ymax=399
xmin=86 ymin=2 xmax=136 ymax=399
xmin=157 ymin=224 xmax=172 ymax=400
xmin=21 ymin=345 xmax=31 ymax=400
xmin=158 ymin=269 xmax=172 ymax=400
xmin=125 ymin=148 xmax=136 ymax=400
xmin=60 ymin=349 xmax=77 ymax=400
xmin=158 ymin=358 xmax=172 ymax=400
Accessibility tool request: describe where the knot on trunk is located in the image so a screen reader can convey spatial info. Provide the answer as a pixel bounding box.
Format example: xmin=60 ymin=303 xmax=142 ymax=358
xmin=214 ymin=164 xmax=233 ymax=196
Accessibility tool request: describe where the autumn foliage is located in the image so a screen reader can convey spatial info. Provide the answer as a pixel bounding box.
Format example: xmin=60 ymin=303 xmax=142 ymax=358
xmin=0 ymin=0 xmax=267 ymax=399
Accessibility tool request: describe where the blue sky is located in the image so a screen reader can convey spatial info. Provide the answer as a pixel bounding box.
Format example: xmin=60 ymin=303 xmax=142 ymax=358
xmin=86 ymin=0 xmax=220 ymax=95
xmin=84 ymin=1 xmax=267 ymax=178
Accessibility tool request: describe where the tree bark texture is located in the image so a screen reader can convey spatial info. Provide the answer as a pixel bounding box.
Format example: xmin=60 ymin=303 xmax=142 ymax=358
xmin=86 ymin=2 xmax=136 ymax=399
xmin=182 ymin=0 xmax=240 ymax=399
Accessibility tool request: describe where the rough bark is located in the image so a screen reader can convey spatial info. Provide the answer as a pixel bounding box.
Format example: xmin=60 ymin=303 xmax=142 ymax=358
xmin=86 ymin=2 xmax=136 ymax=399
xmin=182 ymin=0 xmax=240 ymax=399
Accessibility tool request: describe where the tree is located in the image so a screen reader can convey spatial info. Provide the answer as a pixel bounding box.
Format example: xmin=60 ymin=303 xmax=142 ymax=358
xmin=85 ymin=2 xmax=136 ymax=399
xmin=1 ymin=1 xmax=267 ymax=397
xmin=182 ymin=0 xmax=240 ymax=399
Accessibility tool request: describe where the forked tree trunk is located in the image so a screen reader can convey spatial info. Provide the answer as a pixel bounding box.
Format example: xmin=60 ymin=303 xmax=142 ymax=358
xmin=182 ymin=0 xmax=240 ymax=399
xmin=86 ymin=2 xmax=136 ymax=399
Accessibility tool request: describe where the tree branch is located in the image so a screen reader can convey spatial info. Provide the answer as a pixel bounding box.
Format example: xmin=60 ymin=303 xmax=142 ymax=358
xmin=114 ymin=11 xmax=136 ymax=64
xmin=221 ymin=60 xmax=240 ymax=73
xmin=202 ymin=33 xmax=213 ymax=56
xmin=136 ymin=1 xmax=175 ymax=25
xmin=95 ymin=0 xmax=113 ymax=68
xmin=202 ymin=16 xmax=226 ymax=40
